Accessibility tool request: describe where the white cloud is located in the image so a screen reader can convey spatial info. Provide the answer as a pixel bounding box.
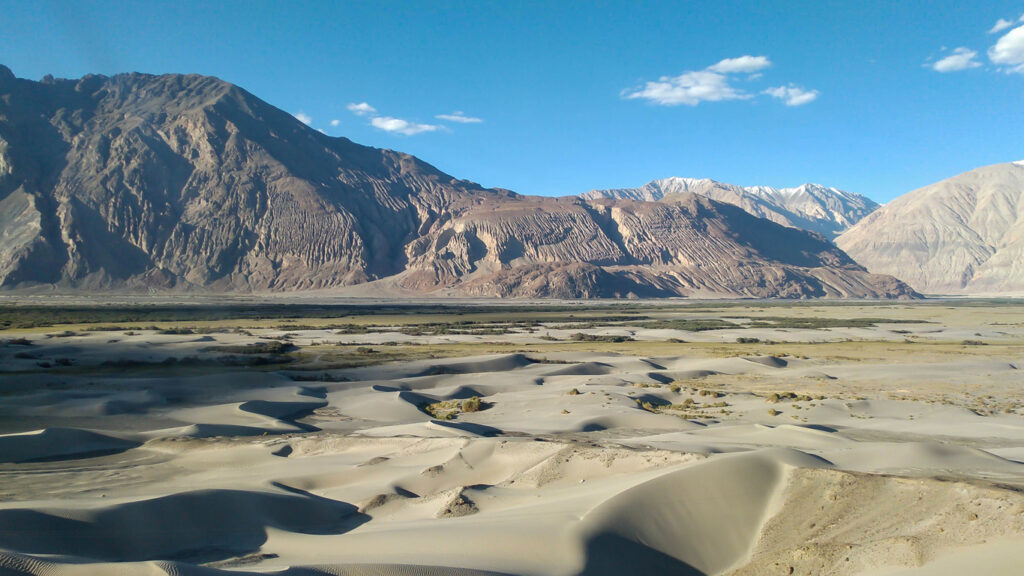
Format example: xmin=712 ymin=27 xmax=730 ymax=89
xmin=370 ymin=116 xmax=439 ymax=135
xmin=294 ymin=112 xmax=312 ymax=125
xmin=346 ymin=102 xmax=377 ymax=116
xmin=436 ymin=111 xmax=483 ymax=123
xmin=763 ymin=84 xmax=819 ymax=106
xmin=990 ymin=18 xmax=1016 ymax=34
xmin=623 ymin=55 xmax=816 ymax=107
xmin=989 ymin=24 xmax=1024 ymax=73
xmin=931 ymin=47 xmax=982 ymax=72
xmin=330 ymin=119 xmax=340 ymax=127
xmin=624 ymin=69 xmax=750 ymax=106
xmin=707 ymin=55 xmax=772 ymax=74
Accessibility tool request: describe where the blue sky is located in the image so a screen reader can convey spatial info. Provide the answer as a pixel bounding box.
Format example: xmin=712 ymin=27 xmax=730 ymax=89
xmin=1 ymin=1 xmax=1022 ymax=202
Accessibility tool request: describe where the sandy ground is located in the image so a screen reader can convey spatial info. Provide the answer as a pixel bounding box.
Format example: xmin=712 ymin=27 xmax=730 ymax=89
xmin=1 ymin=301 xmax=1023 ymax=575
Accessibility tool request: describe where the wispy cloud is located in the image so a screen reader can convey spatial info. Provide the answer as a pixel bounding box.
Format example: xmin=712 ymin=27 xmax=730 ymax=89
xmin=346 ymin=101 xmax=464 ymax=135
xmin=624 ymin=69 xmax=752 ymax=106
xmin=436 ymin=111 xmax=483 ymax=123
xmin=346 ymin=102 xmax=377 ymax=116
xmin=707 ymin=55 xmax=772 ymax=74
xmin=294 ymin=112 xmax=312 ymax=125
xmin=990 ymin=14 xmax=1024 ymax=34
xmin=330 ymin=119 xmax=340 ymax=127
xmin=370 ymin=116 xmax=440 ymax=135
xmin=989 ymin=24 xmax=1024 ymax=73
xmin=990 ymin=18 xmax=1016 ymax=34
xmin=930 ymin=47 xmax=982 ymax=72
xmin=763 ymin=85 xmax=819 ymax=106
xmin=624 ymin=55 xmax=816 ymax=107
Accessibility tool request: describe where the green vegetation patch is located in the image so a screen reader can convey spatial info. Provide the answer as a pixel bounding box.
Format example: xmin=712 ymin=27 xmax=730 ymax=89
xmin=205 ymin=340 xmax=296 ymax=355
xmin=738 ymin=316 xmax=926 ymax=329
xmin=570 ymin=333 xmax=634 ymax=343
xmin=633 ymin=319 xmax=738 ymax=332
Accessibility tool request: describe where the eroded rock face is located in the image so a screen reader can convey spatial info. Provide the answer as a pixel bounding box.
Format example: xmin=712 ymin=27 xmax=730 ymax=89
xmin=837 ymin=162 xmax=1024 ymax=295
xmin=0 ymin=67 xmax=915 ymax=299
xmin=404 ymin=195 xmax=917 ymax=299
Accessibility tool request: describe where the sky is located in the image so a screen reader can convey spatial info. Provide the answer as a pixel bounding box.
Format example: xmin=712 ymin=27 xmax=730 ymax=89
xmin=0 ymin=1 xmax=1022 ymax=203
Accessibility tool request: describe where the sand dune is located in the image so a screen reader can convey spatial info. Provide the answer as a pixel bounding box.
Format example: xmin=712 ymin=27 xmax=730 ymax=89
xmin=3 ymin=305 xmax=1024 ymax=575
xmin=0 ymin=427 xmax=140 ymax=463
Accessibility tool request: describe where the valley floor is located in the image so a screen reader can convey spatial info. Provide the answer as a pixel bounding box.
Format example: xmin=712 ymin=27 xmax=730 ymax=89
xmin=1 ymin=299 xmax=1023 ymax=575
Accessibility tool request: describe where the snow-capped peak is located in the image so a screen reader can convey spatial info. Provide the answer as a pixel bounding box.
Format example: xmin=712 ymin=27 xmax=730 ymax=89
xmin=582 ymin=177 xmax=880 ymax=238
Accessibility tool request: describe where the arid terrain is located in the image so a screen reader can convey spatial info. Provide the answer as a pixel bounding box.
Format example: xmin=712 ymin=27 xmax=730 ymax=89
xmin=1 ymin=298 xmax=1023 ymax=575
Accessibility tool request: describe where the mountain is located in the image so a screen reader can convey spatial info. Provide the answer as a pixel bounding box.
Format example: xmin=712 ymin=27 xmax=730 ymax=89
xmin=0 ymin=66 xmax=915 ymax=299
xmin=582 ymin=177 xmax=879 ymax=238
xmin=836 ymin=161 xmax=1024 ymax=295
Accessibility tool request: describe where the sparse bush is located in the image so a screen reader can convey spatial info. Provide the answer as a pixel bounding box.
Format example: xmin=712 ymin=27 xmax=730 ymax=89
xmin=766 ymin=392 xmax=811 ymax=403
xmin=461 ymin=396 xmax=482 ymax=413
xmin=768 ymin=408 xmax=781 ymax=416
xmin=157 ymin=327 xmax=195 ymax=335
xmin=636 ymin=319 xmax=736 ymax=332
xmin=570 ymin=333 xmax=633 ymax=343
xmin=736 ymin=337 xmax=761 ymax=344
xmin=567 ymin=388 xmax=581 ymax=396
xmin=207 ymin=340 xmax=296 ymax=355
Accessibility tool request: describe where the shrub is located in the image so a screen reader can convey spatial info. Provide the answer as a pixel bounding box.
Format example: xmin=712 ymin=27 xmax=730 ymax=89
xmin=570 ymin=333 xmax=633 ymax=343
xmin=461 ymin=396 xmax=482 ymax=413
xmin=157 ymin=327 xmax=195 ymax=335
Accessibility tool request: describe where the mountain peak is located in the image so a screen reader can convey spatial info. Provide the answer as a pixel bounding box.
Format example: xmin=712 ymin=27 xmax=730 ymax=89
xmin=584 ymin=177 xmax=878 ymax=238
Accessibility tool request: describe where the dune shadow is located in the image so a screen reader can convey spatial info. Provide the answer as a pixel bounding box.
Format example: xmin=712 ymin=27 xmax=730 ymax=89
xmin=429 ymin=420 xmax=502 ymax=437
xmin=0 ymin=488 xmax=369 ymax=564
xmin=577 ymin=533 xmax=705 ymax=576
xmin=0 ymin=428 xmax=140 ymax=464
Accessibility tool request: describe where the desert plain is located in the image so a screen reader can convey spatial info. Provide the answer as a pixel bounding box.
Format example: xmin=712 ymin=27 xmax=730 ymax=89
xmin=1 ymin=298 xmax=1024 ymax=576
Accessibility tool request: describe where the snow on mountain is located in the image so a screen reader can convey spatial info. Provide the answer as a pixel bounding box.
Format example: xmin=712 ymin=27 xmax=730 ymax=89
xmin=582 ymin=177 xmax=879 ymax=239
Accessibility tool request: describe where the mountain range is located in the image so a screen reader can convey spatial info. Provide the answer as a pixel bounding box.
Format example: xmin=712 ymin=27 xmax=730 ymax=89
xmin=0 ymin=65 xmax=916 ymax=299
xmin=583 ymin=177 xmax=878 ymax=239
xmin=837 ymin=161 xmax=1024 ymax=295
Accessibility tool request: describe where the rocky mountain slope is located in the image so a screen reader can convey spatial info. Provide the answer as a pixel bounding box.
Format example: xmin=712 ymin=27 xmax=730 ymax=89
xmin=836 ymin=161 xmax=1024 ymax=295
xmin=0 ymin=65 xmax=915 ymax=298
xmin=583 ymin=177 xmax=878 ymax=238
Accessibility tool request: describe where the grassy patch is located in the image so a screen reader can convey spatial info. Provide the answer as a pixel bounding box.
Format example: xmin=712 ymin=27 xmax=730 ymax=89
xmin=570 ymin=333 xmax=634 ymax=343
xmin=633 ymin=319 xmax=737 ymax=332
xmin=739 ymin=316 xmax=926 ymax=329
xmin=205 ymin=340 xmax=296 ymax=355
